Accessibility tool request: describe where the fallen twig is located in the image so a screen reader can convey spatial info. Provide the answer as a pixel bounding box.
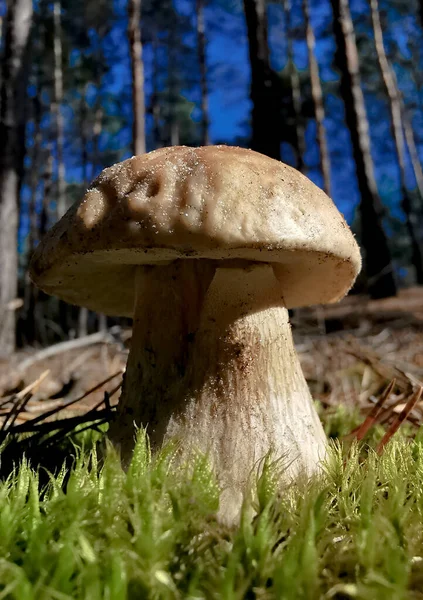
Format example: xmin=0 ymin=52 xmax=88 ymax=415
xmin=16 ymin=330 xmax=120 ymax=373
xmin=346 ymin=379 xmax=395 ymax=441
xmin=0 ymin=370 xmax=50 ymax=409
xmin=0 ymin=370 xmax=50 ymax=432
xmin=376 ymin=386 xmax=423 ymax=455
xmin=6 ymin=369 xmax=123 ymax=434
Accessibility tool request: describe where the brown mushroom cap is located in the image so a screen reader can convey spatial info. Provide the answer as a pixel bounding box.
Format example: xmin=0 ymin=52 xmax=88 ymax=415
xmin=29 ymin=145 xmax=361 ymax=316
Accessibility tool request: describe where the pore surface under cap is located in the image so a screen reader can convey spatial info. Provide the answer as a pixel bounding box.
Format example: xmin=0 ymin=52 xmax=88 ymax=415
xmin=30 ymin=145 xmax=361 ymax=316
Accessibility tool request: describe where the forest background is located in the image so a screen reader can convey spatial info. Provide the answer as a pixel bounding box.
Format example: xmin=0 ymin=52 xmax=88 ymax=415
xmin=1 ymin=0 xmax=423 ymax=358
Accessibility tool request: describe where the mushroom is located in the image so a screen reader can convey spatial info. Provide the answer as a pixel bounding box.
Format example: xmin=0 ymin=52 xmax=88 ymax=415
xmin=30 ymin=145 xmax=361 ymax=523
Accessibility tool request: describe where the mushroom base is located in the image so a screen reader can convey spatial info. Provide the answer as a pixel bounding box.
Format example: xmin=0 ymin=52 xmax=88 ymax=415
xmin=110 ymin=261 xmax=327 ymax=524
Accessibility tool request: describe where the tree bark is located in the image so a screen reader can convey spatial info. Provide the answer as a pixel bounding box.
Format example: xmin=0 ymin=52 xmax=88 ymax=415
xmin=402 ymin=111 xmax=423 ymax=199
xmin=0 ymin=0 xmax=33 ymax=356
xmin=53 ymin=0 xmax=66 ymax=219
xmin=369 ymin=0 xmax=423 ymax=283
xmin=23 ymin=92 xmax=42 ymax=345
xmin=303 ymin=0 xmax=331 ymax=196
xmin=89 ymin=68 xmax=107 ymax=332
xmin=128 ymin=0 xmax=146 ymax=155
xmin=282 ymin=0 xmax=305 ymax=172
xmin=40 ymin=144 xmax=54 ymax=239
xmin=331 ymin=0 xmax=396 ymax=298
xmin=151 ymin=32 xmax=162 ymax=149
xmin=167 ymin=21 xmax=178 ymax=147
xmin=401 ymin=116 xmax=423 ymax=284
xmin=243 ymin=0 xmax=281 ymax=160
xmin=196 ymin=0 xmax=210 ymax=145
xmin=419 ymin=0 xmax=423 ymax=30
xmin=78 ymin=86 xmax=89 ymax=338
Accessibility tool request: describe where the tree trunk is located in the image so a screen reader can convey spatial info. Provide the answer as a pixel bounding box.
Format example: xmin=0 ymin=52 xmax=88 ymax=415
xmin=282 ymin=0 xmax=305 ymax=171
xmin=303 ymin=0 xmax=331 ymax=196
xmin=196 ymin=0 xmax=210 ymax=145
xmin=91 ymin=103 xmax=103 ymax=180
xmin=0 ymin=0 xmax=33 ymax=357
xmin=128 ymin=0 xmax=146 ymax=155
xmin=167 ymin=22 xmax=178 ymax=147
xmin=170 ymin=121 xmax=180 ymax=146
xmin=401 ymin=115 xmax=423 ymax=284
xmin=400 ymin=93 xmax=423 ymax=284
xmin=23 ymin=92 xmax=42 ymax=345
xmin=78 ymin=86 xmax=89 ymax=338
xmin=53 ymin=0 xmax=66 ymax=219
xmin=27 ymin=95 xmax=42 ymax=257
xmin=331 ymin=0 xmax=396 ymax=298
xmin=369 ymin=0 xmax=423 ymax=283
xmin=90 ymin=74 xmax=107 ymax=332
xmin=40 ymin=144 xmax=54 ymax=239
xmin=243 ymin=0 xmax=281 ymax=160
xmin=151 ymin=32 xmax=162 ymax=149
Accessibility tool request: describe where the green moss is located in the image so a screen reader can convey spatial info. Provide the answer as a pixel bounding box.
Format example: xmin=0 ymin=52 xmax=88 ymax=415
xmin=0 ymin=412 xmax=422 ymax=599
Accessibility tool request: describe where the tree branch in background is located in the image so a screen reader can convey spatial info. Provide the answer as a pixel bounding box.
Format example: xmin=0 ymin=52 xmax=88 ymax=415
xmin=53 ymin=0 xmax=66 ymax=219
xmin=282 ymin=0 xmax=305 ymax=172
xmin=0 ymin=0 xmax=33 ymax=357
xmin=369 ymin=0 xmax=423 ymax=284
xmin=23 ymin=90 xmax=43 ymax=346
xmin=331 ymin=0 xmax=396 ymax=298
xmin=128 ymin=0 xmax=146 ymax=155
xmin=303 ymin=0 xmax=331 ymax=197
xmin=243 ymin=0 xmax=281 ymax=160
xmin=151 ymin=32 xmax=162 ymax=149
xmin=196 ymin=0 xmax=210 ymax=146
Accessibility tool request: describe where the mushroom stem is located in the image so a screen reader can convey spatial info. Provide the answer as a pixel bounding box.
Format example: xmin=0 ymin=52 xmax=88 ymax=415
xmin=110 ymin=259 xmax=215 ymax=455
xmin=174 ymin=263 xmax=327 ymax=521
xmin=111 ymin=262 xmax=327 ymax=523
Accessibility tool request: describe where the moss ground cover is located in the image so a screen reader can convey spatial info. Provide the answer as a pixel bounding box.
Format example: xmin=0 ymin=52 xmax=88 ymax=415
xmin=0 ymin=408 xmax=422 ymax=599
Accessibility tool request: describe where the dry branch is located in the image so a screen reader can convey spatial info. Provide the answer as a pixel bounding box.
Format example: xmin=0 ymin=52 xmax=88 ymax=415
xmin=377 ymin=387 xmax=423 ymax=454
xmin=346 ymin=379 xmax=395 ymax=441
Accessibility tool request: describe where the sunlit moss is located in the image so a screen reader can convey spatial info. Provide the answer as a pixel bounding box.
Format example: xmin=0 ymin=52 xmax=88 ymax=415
xmin=0 ymin=416 xmax=422 ymax=598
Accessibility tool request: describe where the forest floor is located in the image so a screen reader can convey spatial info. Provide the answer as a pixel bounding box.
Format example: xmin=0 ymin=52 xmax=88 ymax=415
xmin=1 ymin=286 xmax=422 ymax=434
xmin=0 ymin=288 xmax=422 ymax=598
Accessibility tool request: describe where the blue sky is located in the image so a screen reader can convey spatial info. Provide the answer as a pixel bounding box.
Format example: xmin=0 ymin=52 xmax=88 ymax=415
xmin=20 ymin=0 xmax=423 ymax=269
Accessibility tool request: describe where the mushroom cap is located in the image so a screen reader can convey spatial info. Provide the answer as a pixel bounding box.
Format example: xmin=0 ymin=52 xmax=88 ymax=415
xmin=30 ymin=145 xmax=361 ymax=316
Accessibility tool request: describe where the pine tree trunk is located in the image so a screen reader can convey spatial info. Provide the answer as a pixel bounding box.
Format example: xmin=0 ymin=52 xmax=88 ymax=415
xmin=40 ymin=143 xmax=55 ymax=343
xmin=196 ymin=0 xmax=210 ymax=145
xmin=331 ymin=0 xmax=396 ymax=298
xmin=128 ymin=0 xmax=146 ymax=155
xmin=78 ymin=86 xmax=90 ymax=338
xmin=402 ymin=112 xmax=423 ymax=199
xmin=419 ymin=0 xmax=423 ymax=30
xmin=0 ymin=0 xmax=33 ymax=357
xmin=53 ymin=0 xmax=66 ymax=219
xmin=167 ymin=23 xmax=178 ymax=147
xmin=243 ymin=0 xmax=281 ymax=160
xmin=170 ymin=122 xmax=180 ymax=146
xmin=303 ymin=0 xmax=331 ymax=196
xmin=91 ymin=78 xmax=107 ymax=331
xmin=401 ymin=106 xmax=423 ymax=284
xmin=23 ymin=93 xmax=42 ymax=345
xmin=40 ymin=144 xmax=54 ymax=239
xmin=369 ymin=0 xmax=423 ymax=284
xmin=282 ymin=0 xmax=305 ymax=171
xmin=91 ymin=104 xmax=103 ymax=180
xmin=151 ymin=33 xmax=161 ymax=149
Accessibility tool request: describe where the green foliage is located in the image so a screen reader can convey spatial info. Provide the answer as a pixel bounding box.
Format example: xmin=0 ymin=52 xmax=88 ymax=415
xmin=1 ymin=414 xmax=423 ymax=598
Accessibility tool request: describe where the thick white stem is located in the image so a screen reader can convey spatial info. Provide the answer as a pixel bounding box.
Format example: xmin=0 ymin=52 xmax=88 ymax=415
xmin=111 ymin=262 xmax=327 ymax=524
xmin=109 ymin=260 xmax=215 ymax=456
xmin=167 ymin=264 xmax=327 ymax=522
